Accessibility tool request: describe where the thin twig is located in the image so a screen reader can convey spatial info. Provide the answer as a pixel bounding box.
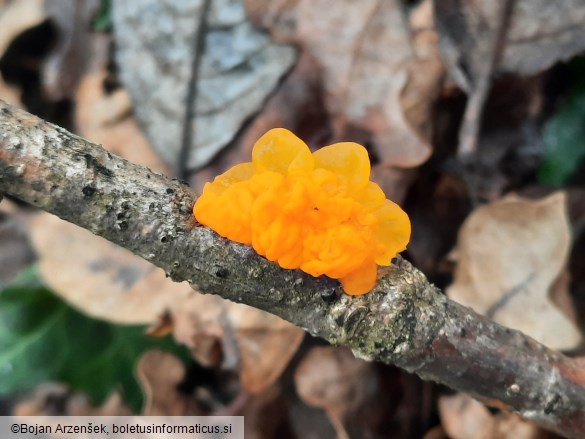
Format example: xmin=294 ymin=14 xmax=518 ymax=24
xmin=1 ymin=100 xmax=585 ymax=438
xmin=177 ymin=0 xmax=213 ymax=180
xmin=486 ymin=272 xmax=534 ymax=318
xmin=457 ymin=0 xmax=516 ymax=159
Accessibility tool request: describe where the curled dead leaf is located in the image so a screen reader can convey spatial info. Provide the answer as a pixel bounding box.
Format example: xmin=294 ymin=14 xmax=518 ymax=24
xmin=137 ymin=349 xmax=201 ymax=415
xmin=172 ymin=293 xmax=304 ymax=394
xmin=0 ymin=201 xmax=35 ymax=285
xmin=0 ymin=0 xmax=46 ymax=107
xmin=297 ymin=0 xmax=436 ymax=168
xmin=42 ymin=0 xmax=101 ymax=100
xmin=249 ymin=0 xmax=444 ymax=169
xmin=29 ymin=212 xmax=191 ymax=324
xmin=439 ymin=394 xmax=547 ymax=439
xmin=0 ymin=72 xmax=22 ymax=106
xmin=30 ymin=213 xmax=302 ymax=394
xmin=75 ymin=67 xmax=171 ymax=175
xmin=13 ymin=383 xmax=132 ymax=416
xmin=447 ymin=192 xmax=581 ymax=350
xmin=0 ymin=0 xmax=45 ymax=58
xmin=435 ymin=0 xmax=585 ymax=91
xmin=294 ymin=346 xmax=381 ymax=439
xmin=402 ymin=0 xmax=445 ymax=155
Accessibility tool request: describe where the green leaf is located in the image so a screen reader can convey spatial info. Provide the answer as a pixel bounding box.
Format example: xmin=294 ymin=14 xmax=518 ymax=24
xmin=0 ymin=272 xmax=188 ymax=412
xmin=539 ymin=57 xmax=585 ymax=185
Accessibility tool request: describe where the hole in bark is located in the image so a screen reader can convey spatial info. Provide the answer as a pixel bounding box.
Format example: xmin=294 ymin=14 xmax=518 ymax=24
xmin=320 ymin=287 xmax=340 ymax=303
xmin=215 ymin=268 xmax=229 ymax=279
xmin=82 ymin=186 xmax=96 ymax=197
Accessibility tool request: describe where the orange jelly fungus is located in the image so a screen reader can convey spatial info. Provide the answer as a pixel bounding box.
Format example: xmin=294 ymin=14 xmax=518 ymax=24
xmin=193 ymin=128 xmax=411 ymax=295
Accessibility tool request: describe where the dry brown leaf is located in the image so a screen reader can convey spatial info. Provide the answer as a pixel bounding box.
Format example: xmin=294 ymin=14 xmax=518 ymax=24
xmin=439 ymin=394 xmax=495 ymax=439
xmin=447 ymin=192 xmax=581 ymax=350
xmin=0 ymin=72 xmax=22 ymax=106
xmin=41 ymin=0 xmax=101 ymax=100
xmin=370 ymin=165 xmax=418 ymax=207
xmin=172 ymin=292 xmax=304 ymax=394
xmin=113 ymin=0 xmax=297 ymax=170
xmin=75 ymin=69 xmax=171 ymax=174
xmin=294 ymin=0 xmax=434 ymax=168
xmin=435 ymin=0 xmax=585 ymax=91
xmin=230 ymin=305 xmax=304 ymax=393
xmin=71 ymin=29 xmax=171 ymax=174
xmin=0 ymin=196 xmax=17 ymax=214
xmin=137 ymin=349 xmax=202 ymax=415
xmin=294 ymin=346 xmax=380 ymax=439
xmin=29 ymin=212 xmax=191 ymax=324
xmin=439 ymin=394 xmax=547 ymax=439
xmin=30 ymin=209 xmax=300 ymax=392
xmin=0 ymin=0 xmax=45 ymax=58
xmin=423 ymin=426 xmax=449 ymax=439
xmin=0 ymin=200 xmax=35 ymax=285
xmin=548 ymin=268 xmax=578 ymax=324
xmin=402 ymin=0 xmax=445 ymax=150
xmin=248 ymin=0 xmax=444 ymax=169
xmin=0 ymin=0 xmax=44 ymax=106
xmin=13 ymin=383 xmax=132 ymax=416
xmin=172 ymin=293 xmax=232 ymax=368
xmin=241 ymin=385 xmax=287 ymax=439
xmin=192 ymin=52 xmax=328 ymax=193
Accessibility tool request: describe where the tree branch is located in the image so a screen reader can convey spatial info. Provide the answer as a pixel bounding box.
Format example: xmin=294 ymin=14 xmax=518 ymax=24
xmin=0 ymin=100 xmax=584 ymax=438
